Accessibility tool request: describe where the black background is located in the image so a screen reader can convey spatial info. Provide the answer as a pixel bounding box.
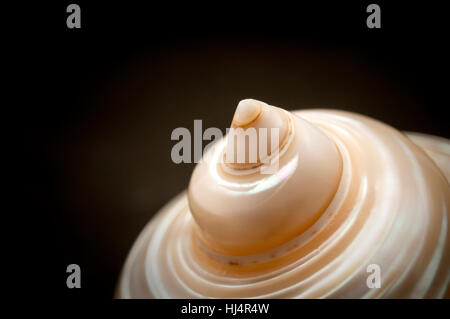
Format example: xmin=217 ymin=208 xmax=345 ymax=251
xmin=19 ymin=1 xmax=449 ymax=299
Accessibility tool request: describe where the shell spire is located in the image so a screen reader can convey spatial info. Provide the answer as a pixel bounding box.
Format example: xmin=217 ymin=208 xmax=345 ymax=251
xmin=189 ymin=99 xmax=342 ymax=256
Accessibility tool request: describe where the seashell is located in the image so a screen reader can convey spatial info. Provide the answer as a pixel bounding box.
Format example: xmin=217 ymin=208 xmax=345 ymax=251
xmin=117 ymin=99 xmax=450 ymax=298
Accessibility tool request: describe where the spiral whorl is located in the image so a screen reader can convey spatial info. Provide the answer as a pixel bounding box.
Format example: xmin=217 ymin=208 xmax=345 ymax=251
xmin=188 ymin=99 xmax=342 ymax=256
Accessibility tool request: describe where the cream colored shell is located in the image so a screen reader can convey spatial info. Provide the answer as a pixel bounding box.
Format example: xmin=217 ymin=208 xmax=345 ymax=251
xmin=117 ymin=101 xmax=450 ymax=298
